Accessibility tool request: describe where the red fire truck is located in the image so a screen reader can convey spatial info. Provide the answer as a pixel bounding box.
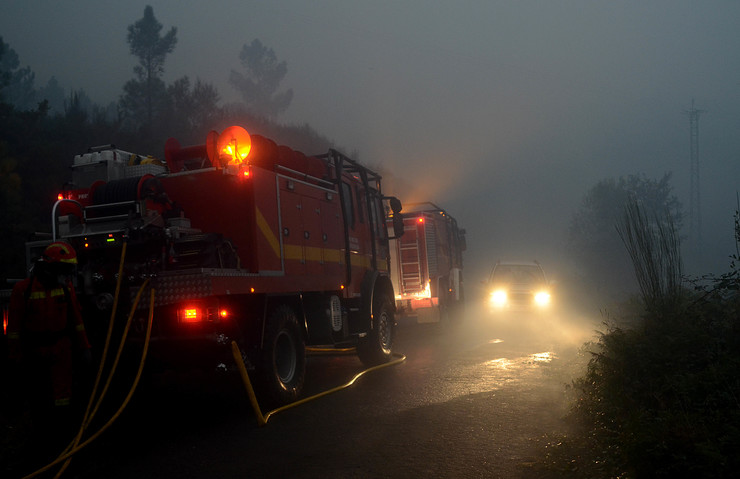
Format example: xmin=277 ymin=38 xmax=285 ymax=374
xmin=389 ymin=202 xmax=466 ymax=322
xmin=28 ymin=125 xmax=404 ymax=404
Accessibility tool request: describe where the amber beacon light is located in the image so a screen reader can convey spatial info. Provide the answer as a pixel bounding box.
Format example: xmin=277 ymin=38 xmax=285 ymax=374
xmin=217 ymin=125 xmax=252 ymax=166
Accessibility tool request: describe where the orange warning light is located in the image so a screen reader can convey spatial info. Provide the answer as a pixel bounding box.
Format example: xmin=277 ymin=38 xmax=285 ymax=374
xmin=217 ymin=126 xmax=252 ymax=166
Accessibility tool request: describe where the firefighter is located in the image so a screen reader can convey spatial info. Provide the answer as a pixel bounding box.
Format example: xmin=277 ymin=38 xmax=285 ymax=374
xmin=7 ymin=241 xmax=92 ymax=456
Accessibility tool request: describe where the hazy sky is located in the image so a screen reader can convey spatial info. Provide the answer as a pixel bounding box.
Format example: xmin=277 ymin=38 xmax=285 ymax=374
xmin=2 ymin=1 xmax=740 ymax=281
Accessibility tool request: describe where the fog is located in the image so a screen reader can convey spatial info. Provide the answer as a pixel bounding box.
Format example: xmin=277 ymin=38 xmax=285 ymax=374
xmin=3 ymin=0 xmax=740 ymax=286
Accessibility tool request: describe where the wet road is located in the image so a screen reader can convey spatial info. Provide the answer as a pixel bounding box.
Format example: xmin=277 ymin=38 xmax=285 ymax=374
xmin=24 ymin=304 xmax=598 ymax=478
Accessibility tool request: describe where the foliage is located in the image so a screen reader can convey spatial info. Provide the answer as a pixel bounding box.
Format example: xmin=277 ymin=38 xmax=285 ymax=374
xmin=546 ymin=201 xmax=740 ymax=478
xmin=567 ymin=173 xmax=683 ymax=300
xmin=36 ymin=76 xmax=66 ymax=115
xmin=617 ymin=199 xmax=683 ymax=317
xmin=229 ymin=39 xmax=294 ymax=119
xmin=0 ymin=36 xmax=37 ymax=110
xmin=120 ymin=5 xmax=177 ymax=130
xmin=164 ymin=76 xmax=221 ymax=145
xmin=127 ymin=6 xmax=177 ymax=80
xmin=0 ymin=37 xmax=9 ymax=90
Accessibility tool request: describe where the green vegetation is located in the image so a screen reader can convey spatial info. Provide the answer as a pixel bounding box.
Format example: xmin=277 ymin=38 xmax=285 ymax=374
xmin=544 ymin=200 xmax=740 ymax=478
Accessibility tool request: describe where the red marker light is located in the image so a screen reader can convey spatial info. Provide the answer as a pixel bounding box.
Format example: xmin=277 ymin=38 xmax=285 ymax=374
xmin=57 ymin=193 xmax=64 ymax=201
xmin=179 ymin=307 xmax=201 ymax=323
xmin=418 ymin=217 xmax=424 ymax=223
xmin=219 ymin=309 xmax=229 ymax=319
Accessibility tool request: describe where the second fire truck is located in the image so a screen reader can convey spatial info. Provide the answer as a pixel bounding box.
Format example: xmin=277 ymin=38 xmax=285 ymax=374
xmin=389 ymin=202 xmax=466 ymax=322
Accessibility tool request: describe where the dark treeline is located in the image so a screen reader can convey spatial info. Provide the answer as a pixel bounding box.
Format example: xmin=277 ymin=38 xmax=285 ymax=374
xmin=0 ymin=7 xmax=333 ymax=279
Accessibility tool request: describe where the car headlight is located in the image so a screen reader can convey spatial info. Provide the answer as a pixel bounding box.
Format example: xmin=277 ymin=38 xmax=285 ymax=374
xmin=534 ymin=291 xmax=551 ymax=306
xmin=490 ymin=290 xmax=507 ymax=307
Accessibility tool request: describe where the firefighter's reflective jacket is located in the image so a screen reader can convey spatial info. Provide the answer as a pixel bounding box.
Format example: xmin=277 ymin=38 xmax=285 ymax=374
xmin=7 ymin=277 xmax=91 ymax=406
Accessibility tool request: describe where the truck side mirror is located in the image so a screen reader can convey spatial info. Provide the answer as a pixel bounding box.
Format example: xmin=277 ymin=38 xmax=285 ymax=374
xmin=383 ymin=196 xmax=404 ymax=239
xmin=389 ymin=197 xmax=402 ymax=214
xmin=391 ymin=213 xmax=405 ymax=239
xmin=388 ymin=213 xmax=404 ymax=239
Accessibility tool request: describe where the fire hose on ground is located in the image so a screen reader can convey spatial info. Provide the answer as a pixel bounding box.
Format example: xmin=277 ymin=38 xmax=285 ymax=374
xmin=231 ymin=341 xmax=406 ymax=426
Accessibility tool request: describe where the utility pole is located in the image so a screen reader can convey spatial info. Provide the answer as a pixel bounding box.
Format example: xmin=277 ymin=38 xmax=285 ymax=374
xmin=684 ymin=99 xmax=705 ymax=250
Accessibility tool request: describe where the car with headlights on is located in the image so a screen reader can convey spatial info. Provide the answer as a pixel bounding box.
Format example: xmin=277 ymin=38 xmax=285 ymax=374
xmin=485 ymin=261 xmax=552 ymax=313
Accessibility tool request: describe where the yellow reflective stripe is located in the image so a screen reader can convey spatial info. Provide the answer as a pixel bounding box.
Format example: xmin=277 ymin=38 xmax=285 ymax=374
xmin=28 ymin=288 xmax=65 ymax=300
xmin=75 ymin=323 xmax=85 ymax=332
xmin=351 ymin=254 xmax=373 ymax=268
xmin=284 ymin=244 xmax=302 ymax=261
xmin=323 ymin=249 xmax=343 ymax=262
xmin=7 ymin=332 xmax=20 ymax=340
xmin=55 ymin=398 xmax=71 ymax=407
xmin=305 ymin=246 xmax=323 ymax=262
xmin=283 ymin=243 xmax=376 ymax=267
xmin=256 ymin=207 xmax=281 ymax=258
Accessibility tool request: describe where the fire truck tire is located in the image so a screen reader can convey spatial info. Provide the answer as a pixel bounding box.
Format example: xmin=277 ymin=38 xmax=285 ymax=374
xmin=261 ymin=304 xmax=306 ymax=404
xmin=357 ymin=293 xmax=395 ymax=366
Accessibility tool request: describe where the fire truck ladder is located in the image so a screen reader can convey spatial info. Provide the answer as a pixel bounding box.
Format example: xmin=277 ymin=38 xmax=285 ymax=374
xmin=399 ymin=226 xmax=424 ymax=293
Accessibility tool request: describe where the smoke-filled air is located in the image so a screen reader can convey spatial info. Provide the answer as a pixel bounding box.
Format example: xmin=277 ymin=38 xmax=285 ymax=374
xmin=3 ymin=2 xmax=740 ymax=476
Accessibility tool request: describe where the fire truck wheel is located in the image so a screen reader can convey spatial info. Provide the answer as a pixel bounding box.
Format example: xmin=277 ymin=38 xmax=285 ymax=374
xmin=261 ymin=304 xmax=306 ymax=404
xmin=357 ymin=293 xmax=395 ymax=366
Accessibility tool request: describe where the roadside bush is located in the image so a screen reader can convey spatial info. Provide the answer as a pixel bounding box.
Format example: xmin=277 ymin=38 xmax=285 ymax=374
xmin=544 ymin=200 xmax=740 ymax=478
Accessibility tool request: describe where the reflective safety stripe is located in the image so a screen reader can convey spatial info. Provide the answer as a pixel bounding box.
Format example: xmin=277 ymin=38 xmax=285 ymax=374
xmin=7 ymin=332 xmax=20 ymax=340
xmin=28 ymin=288 xmax=65 ymax=300
xmin=256 ymin=206 xmax=281 ymax=257
xmin=54 ymin=397 xmax=71 ymax=407
xmin=75 ymin=323 xmax=85 ymax=332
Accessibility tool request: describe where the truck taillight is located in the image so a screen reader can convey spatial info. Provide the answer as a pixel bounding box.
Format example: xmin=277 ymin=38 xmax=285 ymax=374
xmin=181 ymin=308 xmax=200 ymax=323
xmin=177 ymin=303 xmax=229 ymax=324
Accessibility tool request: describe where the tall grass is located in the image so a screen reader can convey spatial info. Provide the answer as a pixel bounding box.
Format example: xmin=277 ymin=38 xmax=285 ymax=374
xmin=616 ymin=198 xmax=683 ymax=317
xmin=540 ymin=200 xmax=740 ymax=478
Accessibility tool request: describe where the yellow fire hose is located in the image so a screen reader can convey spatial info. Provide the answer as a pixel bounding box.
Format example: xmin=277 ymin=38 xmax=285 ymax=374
xmin=231 ymin=341 xmax=406 ymax=426
xmin=23 ymin=288 xmax=156 ymax=479
xmin=53 ymin=242 xmax=131 ymax=477
xmin=21 ymin=243 xmax=155 ymax=479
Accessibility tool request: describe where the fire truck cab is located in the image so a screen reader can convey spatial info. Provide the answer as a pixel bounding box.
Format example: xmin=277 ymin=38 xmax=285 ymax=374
xmin=41 ymin=126 xmax=404 ymax=404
